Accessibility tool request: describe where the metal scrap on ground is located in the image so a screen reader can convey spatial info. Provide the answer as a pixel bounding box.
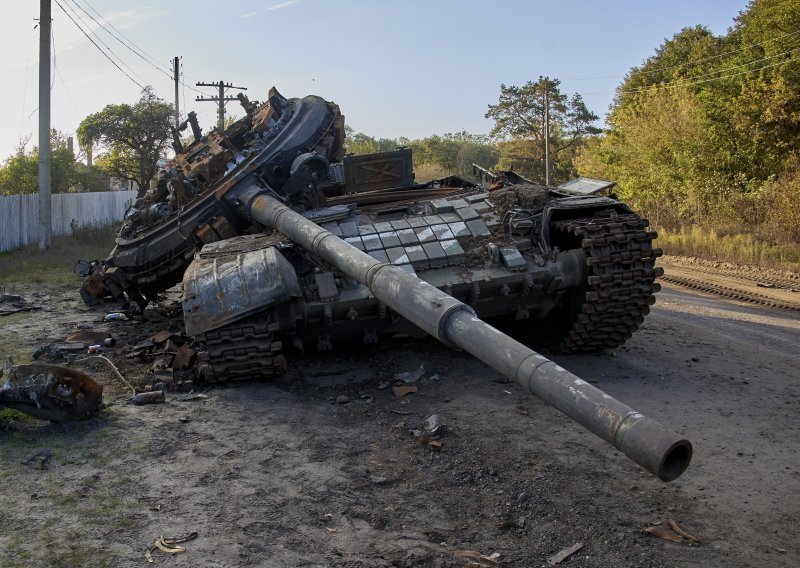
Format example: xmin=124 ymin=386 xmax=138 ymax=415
xmin=0 ymin=364 xmax=103 ymax=422
xmin=642 ymin=519 xmax=700 ymax=545
xmin=547 ymin=542 xmax=584 ymax=565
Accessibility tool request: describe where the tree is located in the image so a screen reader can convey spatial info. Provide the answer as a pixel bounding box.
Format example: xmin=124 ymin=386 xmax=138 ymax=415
xmin=485 ymin=77 xmax=600 ymax=184
xmin=78 ymin=87 xmax=174 ymax=198
xmin=575 ymin=85 xmax=716 ymax=228
xmin=0 ymin=131 xmax=103 ymax=195
xmin=344 ymin=126 xmax=400 ymax=156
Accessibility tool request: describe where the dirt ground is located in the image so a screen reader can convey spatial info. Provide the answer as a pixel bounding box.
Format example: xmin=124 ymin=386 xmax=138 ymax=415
xmin=0 ymin=258 xmax=798 ymax=568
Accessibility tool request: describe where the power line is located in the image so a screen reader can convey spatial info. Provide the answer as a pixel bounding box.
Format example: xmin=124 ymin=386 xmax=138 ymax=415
xmin=620 ymin=50 xmax=799 ymax=94
xmin=60 ymin=0 xmax=152 ymax=92
xmin=53 ymin=0 xmax=146 ymax=91
xmin=623 ymin=43 xmax=800 ymax=93
xmin=635 ymin=27 xmax=800 ymax=77
xmin=563 ymin=28 xmax=800 ymax=83
xmin=19 ymin=64 xmax=30 ymax=141
xmin=71 ymin=0 xmax=213 ymax=98
xmin=73 ymin=0 xmax=170 ymax=76
xmin=52 ymin=27 xmax=80 ymax=114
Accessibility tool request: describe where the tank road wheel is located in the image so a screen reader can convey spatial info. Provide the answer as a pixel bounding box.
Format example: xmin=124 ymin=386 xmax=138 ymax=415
xmin=196 ymin=315 xmax=286 ymax=383
xmin=545 ymin=210 xmax=664 ymax=352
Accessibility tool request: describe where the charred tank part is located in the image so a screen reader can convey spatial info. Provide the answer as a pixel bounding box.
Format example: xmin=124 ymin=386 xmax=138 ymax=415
xmin=207 ymin=181 xmax=689 ymax=481
xmin=79 ymin=90 xmax=346 ymax=304
xmin=172 ymin=110 xmax=203 ymax=153
xmin=236 ymin=92 xmax=259 ymax=116
xmin=0 ymin=364 xmax=103 ymax=422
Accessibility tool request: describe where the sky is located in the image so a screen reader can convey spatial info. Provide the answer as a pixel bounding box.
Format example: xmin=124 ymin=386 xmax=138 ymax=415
xmin=0 ymin=0 xmax=751 ymax=161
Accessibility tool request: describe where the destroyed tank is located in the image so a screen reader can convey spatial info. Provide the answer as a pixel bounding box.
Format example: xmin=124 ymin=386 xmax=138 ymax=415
xmin=80 ymin=89 xmax=688 ymax=480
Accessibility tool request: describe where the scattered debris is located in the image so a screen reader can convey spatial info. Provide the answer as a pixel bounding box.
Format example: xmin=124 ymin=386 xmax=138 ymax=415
xmin=415 ymin=415 xmax=446 ymax=449
xmin=424 ymin=414 xmax=444 ymax=435
xmin=76 ymin=355 xmax=135 ymax=397
xmin=394 ymin=363 xmax=424 ymax=384
xmin=0 ymin=294 xmax=41 ymax=316
xmin=133 ymin=391 xmax=165 ymax=405
xmin=757 ymin=282 xmax=776 ymax=288
xmin=66 ymin=330 xmax=114 ymax=346
xmin=0 ymin=364 xmax=103 ymax=422
xmin=151 ymin=330 xmax=176 ymax=343
xmin=103 ymin=312 xmax=128 ymax=322
xmin=642 ymin=519 xmax=700 ymax=545
xmin=325 ymin=527 xmax=337 ymax=533
xmin=642 ymin=525 xmax=683 ymax=543
xmin=454 ymin=549 xmax=501 ymax=567
xmin=667 ymin=518 xmax=701 ymax=544
xmin=426 ymin=439 xmax=443 ymax=450
xmin=393 ymin=385 xmax=418 ymax=397
xmin=176 ymin=393 xmax=210 ymax=402
xmin=145 ymin=532 xmax=198 ymax=563
xmin=172 ymin=344 xmax=197 ymax=371
xmin=547 ymin=542 xmax=584 ymax=565
xmin=497 ymin=511 xmax=526 ymax=530
xmin=335 ymin=395 xmax=350 ymax=404
xmin=377 ymin=381 xmax=389 ymax=390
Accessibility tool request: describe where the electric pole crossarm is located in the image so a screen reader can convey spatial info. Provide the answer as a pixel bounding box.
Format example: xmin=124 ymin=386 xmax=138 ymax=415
xmin=194 ymin=80 xmax=248 ymax=130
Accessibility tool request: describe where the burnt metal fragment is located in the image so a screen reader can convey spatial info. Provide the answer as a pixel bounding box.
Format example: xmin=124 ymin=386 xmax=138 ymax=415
xmin=0 ymin=364 xmax=103 ymax=422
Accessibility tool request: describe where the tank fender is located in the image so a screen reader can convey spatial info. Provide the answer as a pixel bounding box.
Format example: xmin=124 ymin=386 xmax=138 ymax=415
xmin=182 ymin=245 xmax=301 ymax=336
xmin=540 ymin=195 xmax=633 ymax=249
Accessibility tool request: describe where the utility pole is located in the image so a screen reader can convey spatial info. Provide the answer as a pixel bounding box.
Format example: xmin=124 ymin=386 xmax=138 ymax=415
xmin=543 ymin=78 xmax=551 ymax=187
xmin=38 ymin=0 xmax=52 ymax=251
xmin=173 ymin=57 xmax=180 ymax=128
xmin=195 ymin=80 xmax=247 ymax=131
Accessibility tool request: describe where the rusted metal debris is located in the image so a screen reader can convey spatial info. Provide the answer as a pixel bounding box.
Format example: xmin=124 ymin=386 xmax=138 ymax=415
xmin=0 ymin=364 xmax=103 ymax=422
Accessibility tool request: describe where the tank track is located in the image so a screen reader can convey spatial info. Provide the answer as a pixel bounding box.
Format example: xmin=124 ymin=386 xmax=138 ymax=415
xmin=552 ymin=211 xmax=663 ymax=352
xmin=196 ymin=316 xmax=285 ymax=383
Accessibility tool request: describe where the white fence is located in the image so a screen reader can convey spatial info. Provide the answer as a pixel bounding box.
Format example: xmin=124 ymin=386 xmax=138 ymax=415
xmin=0 ymin=190 xmax=137 ymax=253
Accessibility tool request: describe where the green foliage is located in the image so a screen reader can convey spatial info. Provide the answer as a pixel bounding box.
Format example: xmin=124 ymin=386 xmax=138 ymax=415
xmin=78 ymin=87 xmax=173 ymax=197
xmin=485 ymin=77 xmax=600 ymax=184
xmin=407 ymin=132 xmax=499 ymax=176
xmin=344 ymin=126 xmax=400 ymax=156
xmin=0 ymin=131 xmax=105 ymax=195
xmin=344 ymin=128 xmax=499 ymax=178
xmin=578 ymin=0 xmax=800 ymax=251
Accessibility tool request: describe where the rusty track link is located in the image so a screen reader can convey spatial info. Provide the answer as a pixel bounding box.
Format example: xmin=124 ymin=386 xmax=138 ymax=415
xmin=553 ymin=212 xmax=663 ymax=352
xmin=660 ymin=273 xmax=800 ymax=311
xmin=196 ymin=316 xmax=285 ymax=383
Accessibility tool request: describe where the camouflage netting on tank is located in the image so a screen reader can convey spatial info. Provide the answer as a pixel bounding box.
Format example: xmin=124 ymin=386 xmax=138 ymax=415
xmin=488 ymin=185 xmax=550 ymax=219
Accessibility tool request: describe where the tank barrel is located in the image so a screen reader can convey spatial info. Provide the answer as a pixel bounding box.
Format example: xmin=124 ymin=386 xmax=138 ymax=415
xmin=229 ymin=182 xmax=692 ymax=481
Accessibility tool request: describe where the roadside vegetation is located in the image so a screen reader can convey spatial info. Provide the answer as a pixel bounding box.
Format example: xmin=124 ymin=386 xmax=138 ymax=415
xmin=575 ymin=0 xmax=800 ymax=270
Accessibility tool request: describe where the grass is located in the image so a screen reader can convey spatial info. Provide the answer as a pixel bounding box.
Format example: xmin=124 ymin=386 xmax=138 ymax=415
xmin=657 ymin=226 xmax=800 ymax=272
xmin=0 ymin=225 xmax=117 ymax=286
